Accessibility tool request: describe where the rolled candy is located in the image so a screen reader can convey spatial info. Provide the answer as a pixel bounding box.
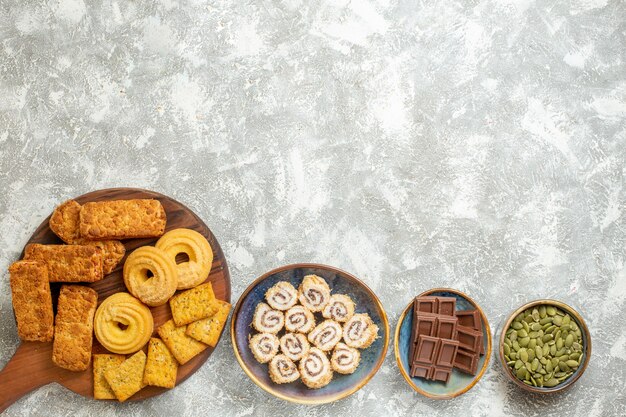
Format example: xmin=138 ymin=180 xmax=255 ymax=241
xmin=322 ymin=294 xmax=355 ymax=323
xmin=265 ymin=281 xmax=298 ymax=311
xmin=269 ymin=354 xmax=300 ymax=384
xmin=279 ymin=332 xmax=310 ymax=362
xmin=298 ymin=275 xmax=331 ymax=312
xmin=331 ymin=342 xmax=361 ymax=374
xmin=252 ymin=302 xmax=284 ymax=334
xmin=284 ymin=305 xmax=316 ymax=333
xmin=249 ymin=332 xmax=280 ymax=364
xmin=308 ymin=320 xmax=343 ymax=351
xmin=343 ymin=313 xmax=379 ymax=349
xmin=299 ymin=347 xmax=333 ymax=389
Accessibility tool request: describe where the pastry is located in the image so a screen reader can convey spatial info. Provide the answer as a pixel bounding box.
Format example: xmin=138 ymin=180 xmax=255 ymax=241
xmin=298 ymin=274 xmax=331 ymax=312
xmin=94 ymin=292 xmax=153 ymax=354
xmin=252 ymin=302 xmax=284 ymax=334
xmin=279 ymin=333 xmax=310 ymax=362
xmin=79 ymin=199 xmax=166 ymax=240
xmin=8 ymin=261 xmax=54 ymax=342
xmin=269 ymin=354 xmax=300 ymax=384
xmin=308 ymin=320 xmax=343 ymax=351
xmin=93 ymin=354 xmax=125 ymax=400
xmin=343 ymin=313 xmax=379 ymax=349
xmin=169 ymin=282 xmax=219 ymax=326
xmin=52 ymin=285 xmax=98 ymax=371
xmin=123 ymin=246 xmax=177 ymax=306
xmin=143 ymin=338 xmax=178 ymax=389
xmin=284 ymin=305 xmax=316 ymax=333
xmin=24 ymin=243 xmax=103 ymax=282
xmin=249 ymin=333 xmax=280 ymax=364
xmin=104 ymin=350 xmax=147 ymax=402
xmin=299 ymin=347 xmax=333 ymax=389
xmin=73 ymin=238 xmax=125 ymax=275
xmin=322 ymin=294 xmax=355 ymax=323
xmin=265 ymin=281 xmax=298 ymax=311
xmin=49 ymin=199 xmax=82 ymax=243
xmin=155 ymin=228 xmax=213 ymax=290
xmin=330 ymin=343 xmax=360 ymax=374
xmin=157 ymin=320 xmax=208 ymax=365
xmin=186 ymin=300 xmax=231 ymax=347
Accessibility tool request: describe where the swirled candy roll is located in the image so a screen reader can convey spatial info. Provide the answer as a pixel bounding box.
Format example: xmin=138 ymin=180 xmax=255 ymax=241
xmin=322 ymin=294 xmax=355 ymax=323
xmin=343 ymin=313 xmax=379 ymax=349
xmin=299 ymin=347 xmax=333 ymax=389
xmin=252 ymin=302 xmax=284 ymax=334
xmin=297 ymin=274 xmax=331 ymax=312
xmin=284 ymin=305 xmax=316 ymax=333
xmin=249 ymin=332 xmax=280 ymax=364
xmin=308 ymin=320 xmax=343 ymax=351
xmin=279 ymin=333 xmax=310 ymax=361
xmin=269 ymin=354 xmax=300 ymax=384
xmin=265 ymin=281 xmax=298 ymax=311
xmin=331 ymin=342 xmax=361 ymax=374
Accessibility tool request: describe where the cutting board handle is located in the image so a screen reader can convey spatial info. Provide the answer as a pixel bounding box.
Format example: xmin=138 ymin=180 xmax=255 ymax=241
xmin=0 ymin=343 xmax=56 ymax=413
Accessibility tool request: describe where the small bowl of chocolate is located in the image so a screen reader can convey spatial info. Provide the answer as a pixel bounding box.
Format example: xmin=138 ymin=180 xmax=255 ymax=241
xmin=394 ymin=288 xmax=492 ymax=399
xmin=498 ymin=299 xmax=591 ymax=393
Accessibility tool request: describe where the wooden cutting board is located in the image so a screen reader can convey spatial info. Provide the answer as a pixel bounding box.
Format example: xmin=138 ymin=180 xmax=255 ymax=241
xmin=0 ymin=188 xmax=231 ymax=412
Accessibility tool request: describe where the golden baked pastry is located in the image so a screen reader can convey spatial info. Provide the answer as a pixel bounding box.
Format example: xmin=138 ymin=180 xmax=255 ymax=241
xmin=79 ymin=199 xmax=166 ymax=240
xmin=52 ymin=285 xmax=98 ymax=372
xmin=73 ymin=238 xmax=126 ymax=275
xmin=123 ymin=246 xmax=177 ymax=306
xmin=24 ymin=243 xmax=103 ymax=283
xmin=94 ymin=292 xmax=154 ymax=354
xmin=8 ymin=260 xmax=54 ymax=342
xmin=49 ymin=199 xmax=82 ymax=243
xmin=155 ymin=228 xmax=213 ymax=290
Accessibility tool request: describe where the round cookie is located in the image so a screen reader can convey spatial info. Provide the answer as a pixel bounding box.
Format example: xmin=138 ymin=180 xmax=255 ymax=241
xmin=94 ymin=292 xmax=154 ymax=354
xmin=155 ymin=228 xmax=213 ymax=290
xmin=123 ymin=246 xmax=177 ymax=306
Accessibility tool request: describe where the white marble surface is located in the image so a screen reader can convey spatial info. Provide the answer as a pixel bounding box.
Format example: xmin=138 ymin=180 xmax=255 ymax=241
xmin=1 ymin=0 xmax=625 ymax=415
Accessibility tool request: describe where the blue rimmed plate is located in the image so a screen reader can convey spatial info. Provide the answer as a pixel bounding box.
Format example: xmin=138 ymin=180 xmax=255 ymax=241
xmin=394 ymin=288 xmax=492 ymax=399
xmin=231 ymin=263 xmax=389 ymax=404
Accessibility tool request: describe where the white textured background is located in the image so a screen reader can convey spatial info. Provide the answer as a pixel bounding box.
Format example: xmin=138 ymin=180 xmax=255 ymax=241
xmin=1 ymin=0 xmax=625 ymax=415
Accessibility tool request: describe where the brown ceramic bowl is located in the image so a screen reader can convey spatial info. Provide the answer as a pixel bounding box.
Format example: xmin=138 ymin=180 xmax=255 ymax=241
xmin=498 ymin=299 xmax=591 ymax=393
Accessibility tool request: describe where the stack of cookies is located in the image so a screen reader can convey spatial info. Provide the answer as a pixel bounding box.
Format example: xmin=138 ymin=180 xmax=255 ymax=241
xmin=7 ymin=197 xmax=231 ymax=403
xmin=248 ymin=275 xmax=379 ymax=389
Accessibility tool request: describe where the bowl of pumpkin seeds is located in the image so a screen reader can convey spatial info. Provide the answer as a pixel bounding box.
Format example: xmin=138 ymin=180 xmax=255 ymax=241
xmin=499 ymin=300 xmax=591 ymax=393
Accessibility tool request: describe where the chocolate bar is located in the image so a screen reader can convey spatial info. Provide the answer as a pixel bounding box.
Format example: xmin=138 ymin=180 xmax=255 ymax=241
xmin=413 ymin=335 xmax=440 ymax=365
xmin=430 ymin=367 xmax=452 ymax=383
xmin=456 ymin=309 xmax=481 ymax=330
xmin=456 ymin=325 xmax=483 ymax=354
xmin=410 ymin=363 xmax=430 ymax=378
xmin=454 ymin=349 xmax=479 ymax=375
xmin=409 ymin=313 xmax=437 ymax=363
xmin=414 ymin=296 xmax=438 ymax=314
xmin=435 ymin=316 xmax=458 ymax=339
xmin=436 ymin=297 xmax=456 ymax=316
xmin=435 ymin=339 xmax=459 ymax=368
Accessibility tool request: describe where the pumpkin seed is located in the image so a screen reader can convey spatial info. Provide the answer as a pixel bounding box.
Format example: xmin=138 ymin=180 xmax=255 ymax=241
xmin=512 ymin=322 xmax=523 ymax=330
xmin=565 ymin=334 xmax=574 ymax=348
xmin=519 ymin=337 xmax=530 ymax=347
xmin=544 ymin=378 xmax=559 ymax=387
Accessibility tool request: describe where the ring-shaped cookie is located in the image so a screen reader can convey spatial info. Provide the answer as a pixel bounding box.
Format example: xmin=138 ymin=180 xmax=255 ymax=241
xmin=94 ymin=292 xmax=154 ymax=354
xmin=123 ymin=246 xmax=177 ymax=306
xmin=155 ymin=228 xmax=213 ymax=290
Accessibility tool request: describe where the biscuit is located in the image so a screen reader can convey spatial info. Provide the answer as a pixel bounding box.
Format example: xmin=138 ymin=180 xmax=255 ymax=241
xmin=186 ymin=300 xmax=231 ymax=347
xmin=52 ymin=285 xmax=98 ymax=371
xmin=49 ymin=199 xmax=82 ymax=243
xmin=169 ymin=282 xmax=219 ymax=327
xmin=157 ymin=320 xmax=208 ymax=365
xmin=74 ymin=239 xmax=126 ymax=275
xmin=79 ymin=199 xmax=166 ymax=240
xmin=93 ymin=354 xmax=125 ymax=400
xmin=24 ymin=244 xmax=103 ymax=283
xmin=104 ymin=350 xmax=147 ymax=402
xmin=155 ymin=228 xmax=213 ymax=290
xmin=94 ymin=292 xmax=153 ymax=354
xmin=143 ymin=338 xmax=178 ymax=389
xmin=123 ymin=246 xmax=177 ymax=306
xmin=8 ymin=261 xmax=54 ymax=342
